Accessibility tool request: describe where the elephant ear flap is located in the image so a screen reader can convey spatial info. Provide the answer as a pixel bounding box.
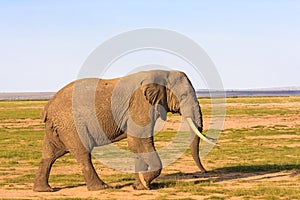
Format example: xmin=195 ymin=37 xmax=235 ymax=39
xmin=142 ymin=83 xmax=166 ymax=105
xmin=142 ymin=83 xmax=160 ymax=105
xmin=142 ymin=83 xmax=167 ymax=121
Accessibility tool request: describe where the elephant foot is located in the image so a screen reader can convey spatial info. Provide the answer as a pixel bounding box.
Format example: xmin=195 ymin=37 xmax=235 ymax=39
xmin=135 ymin=172 xmax=150 ymax=190
xmin=33 ymin=184 xmax=54 ymax=192
xmin=133 ymin=182 xmax=150 ymax=190
xmin=87 ymin=182 xmax=109 ymax=191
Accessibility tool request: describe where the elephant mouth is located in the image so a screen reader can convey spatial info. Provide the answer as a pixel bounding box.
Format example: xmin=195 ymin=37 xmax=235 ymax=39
xmin=186 ymin=118 xmax=218 ymax=146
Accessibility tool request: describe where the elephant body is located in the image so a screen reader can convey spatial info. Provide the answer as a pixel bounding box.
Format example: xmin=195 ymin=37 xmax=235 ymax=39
xmin=33 ymin=70 xmax=206 ymax=192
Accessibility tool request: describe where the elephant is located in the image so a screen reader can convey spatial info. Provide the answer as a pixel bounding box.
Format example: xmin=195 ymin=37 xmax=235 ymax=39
xmin=33 ymin=70 xmax=216 ymax=192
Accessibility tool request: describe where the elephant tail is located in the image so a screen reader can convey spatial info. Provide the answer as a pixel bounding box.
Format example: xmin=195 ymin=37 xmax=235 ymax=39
xmin=40 ymin=102 xmax=50 ymax=122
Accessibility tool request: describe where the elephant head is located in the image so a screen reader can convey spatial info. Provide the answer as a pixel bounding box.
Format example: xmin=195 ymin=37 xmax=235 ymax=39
xmin=128 ymin=70 xmax=216 ymax=173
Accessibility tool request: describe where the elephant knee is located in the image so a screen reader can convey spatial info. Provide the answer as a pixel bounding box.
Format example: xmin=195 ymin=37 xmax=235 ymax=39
xmin=151 ymin=157 xmax=162 ymax=170
xmin=142 ymin=152 xmax=162 ymax=171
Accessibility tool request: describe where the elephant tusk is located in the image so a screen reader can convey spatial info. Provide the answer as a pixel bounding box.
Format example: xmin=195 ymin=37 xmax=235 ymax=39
xmin=186 ymin=118 xmax=218 ymax=146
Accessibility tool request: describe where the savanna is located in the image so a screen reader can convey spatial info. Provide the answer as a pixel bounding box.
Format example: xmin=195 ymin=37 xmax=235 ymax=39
xmin=0 ymin=96 xmax=299 ymax=199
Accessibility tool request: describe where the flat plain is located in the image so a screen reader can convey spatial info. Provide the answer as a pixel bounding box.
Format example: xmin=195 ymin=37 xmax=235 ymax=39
xmin=0 ymin=97 xmax=299 ymax=199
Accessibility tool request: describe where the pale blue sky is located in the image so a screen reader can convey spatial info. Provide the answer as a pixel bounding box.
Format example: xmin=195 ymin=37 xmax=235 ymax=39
xmin=0 ymin=0 xmax=299 ymax=91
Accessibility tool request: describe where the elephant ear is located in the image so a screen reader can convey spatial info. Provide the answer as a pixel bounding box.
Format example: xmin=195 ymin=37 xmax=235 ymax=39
xmin=142 ymin=83 xmax=167 ymax=121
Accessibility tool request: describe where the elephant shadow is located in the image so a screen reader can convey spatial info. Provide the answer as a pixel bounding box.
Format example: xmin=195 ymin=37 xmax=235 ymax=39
xmin=151 ymin=164 xmax=300 ymax=189
xmin=51 ymin=164 xmax=300 ymax=191
xmin=52 ymin=184 xmax=86 ymax=192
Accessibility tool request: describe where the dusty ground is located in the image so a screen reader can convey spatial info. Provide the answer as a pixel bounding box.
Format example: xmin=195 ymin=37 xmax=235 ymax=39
xmin=1 ymin=171 xmax=298 ymax=200
xmin=0 ymin=99 xmax=299 ymax=199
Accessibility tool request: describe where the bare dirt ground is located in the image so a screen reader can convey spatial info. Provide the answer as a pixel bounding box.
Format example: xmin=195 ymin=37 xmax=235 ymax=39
xmin=0 ymin=119 xmax=42 ymax=130
xmin=223 ymin=113 xmax=299 ymax=129
xmin=1 ymin=170 xmax=298 ymax=200
xmin=1 ymin=99 xmax=299 ymax=199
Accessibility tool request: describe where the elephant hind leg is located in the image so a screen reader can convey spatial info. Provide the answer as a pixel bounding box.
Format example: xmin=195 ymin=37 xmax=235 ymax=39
xmin=33 ymin=125 xmax=68 ymax=192
xmin=33 ymin=150 xmax=67 ymax=192
xmin=70 ymin=149 xmax=108 ymax=191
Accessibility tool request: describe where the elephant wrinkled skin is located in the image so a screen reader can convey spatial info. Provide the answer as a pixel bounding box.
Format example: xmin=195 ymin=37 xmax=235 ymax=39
xmin=33 ymin=70 xmax=209 ymax=192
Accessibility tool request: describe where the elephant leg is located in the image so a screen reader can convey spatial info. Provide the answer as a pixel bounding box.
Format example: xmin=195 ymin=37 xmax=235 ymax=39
xmin=138 ymin=151 xmax=162 ymax=189
xmin=133 ymin=156 xmax=149 ymax=190
xmin=70 ymin=150 xmax=108 ymax=191
xmin=128 ymin=135 xmax=162 ymax=190
xmin=33 ymin=126 xmax=67 ymax=192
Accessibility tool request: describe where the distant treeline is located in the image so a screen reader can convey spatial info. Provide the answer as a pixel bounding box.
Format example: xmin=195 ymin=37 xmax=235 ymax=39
xmin=196 ymin=90 xmax=300 ymax=98
xmin=0 ymin=90 xmax=300 ymax=100
xmin=0 ymin=92 xmax=54 ymax=100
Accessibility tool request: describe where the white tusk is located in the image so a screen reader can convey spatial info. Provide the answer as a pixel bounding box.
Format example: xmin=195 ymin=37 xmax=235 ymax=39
xmin=186 ymin=118 xmax=218 ymax=146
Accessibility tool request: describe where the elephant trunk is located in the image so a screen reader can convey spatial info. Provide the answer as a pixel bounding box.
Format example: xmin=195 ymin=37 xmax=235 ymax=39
xmin=181 ymin=99 xmax=216 ymax=173
xmin=180 ymin=98 xmax=207 ymax=173
xmin=190 ymin=132 xmax=207 ymax=173
xmin=186 ymin=116 xmax=217 ymax=173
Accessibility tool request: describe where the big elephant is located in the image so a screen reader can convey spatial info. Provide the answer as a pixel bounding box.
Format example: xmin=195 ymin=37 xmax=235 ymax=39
xmin=33 ymin=70 xmax=216 ymax=192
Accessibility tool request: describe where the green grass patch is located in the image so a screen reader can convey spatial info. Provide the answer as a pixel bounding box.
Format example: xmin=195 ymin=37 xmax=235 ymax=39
xmin=230 ymin=185 xmax=300 ymax=199
xmin=0 ymin=100 xmax=46 ymax=120
xmin=209 ymin=127 xmax=300 ymax=170
xmin=225 ymin=107 xmax=299 ymax=115
xmin=0 ymin=130 xmax=44 ymax=168
xmin=225 ymin=96 xmax=300 ymax=104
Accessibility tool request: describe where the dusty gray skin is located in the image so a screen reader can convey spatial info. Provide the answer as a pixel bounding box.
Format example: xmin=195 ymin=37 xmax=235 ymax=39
xmin=33 ymin=70 xmax=210 ymax=192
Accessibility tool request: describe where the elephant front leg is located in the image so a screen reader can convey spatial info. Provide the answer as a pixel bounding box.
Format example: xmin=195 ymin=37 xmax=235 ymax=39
xmin=133 ymin=156 xmax=149 ymax=190
xmin=136 ymin=152 xmax=162 ymax=190
xmin=128 ymin=136 xmax=162 ymax=190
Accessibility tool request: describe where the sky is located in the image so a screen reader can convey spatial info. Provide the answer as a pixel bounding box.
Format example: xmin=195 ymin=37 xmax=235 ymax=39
xmin=0 ymin=0 xmax=299 ymax=92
